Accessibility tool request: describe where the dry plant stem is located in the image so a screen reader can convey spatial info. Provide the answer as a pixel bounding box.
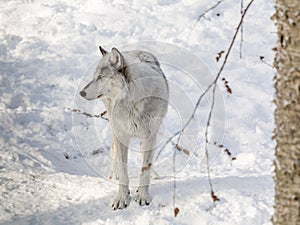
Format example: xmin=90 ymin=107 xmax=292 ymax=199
xmin=173 ymin=149 xmax=177 ymax=211
xmin=197 ymin=0 xmax=225 ymax=21
xmin=240 ymin=0 xmax=244 ymax=58
xmin=167 ymin=0 xmax=255 ymax=210
xmin=162 ymin=0 xmax=255 ymax=155
xmin=205 ymin=84 xmax=217 ymax=193
xmin=260 ymin=58 xmax=274 ymax=68
xmin=200 ymin=0 xmax=255 ymax=201
xmin=66 ymin=107 xmax=109 ymax=121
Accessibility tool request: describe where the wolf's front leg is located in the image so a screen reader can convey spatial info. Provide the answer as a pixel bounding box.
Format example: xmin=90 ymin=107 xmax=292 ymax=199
xmin=109 ymin=141 xmax=119 ymax=180
xmin=112 ymin=137 xmax=130 ymax=210
xmin=135 ymin=135 xmax=156 ymax=206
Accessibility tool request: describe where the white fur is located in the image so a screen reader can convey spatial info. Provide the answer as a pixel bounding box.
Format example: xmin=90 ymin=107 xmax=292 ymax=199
xmin=80 ymin=47 xmax=169 ymax=209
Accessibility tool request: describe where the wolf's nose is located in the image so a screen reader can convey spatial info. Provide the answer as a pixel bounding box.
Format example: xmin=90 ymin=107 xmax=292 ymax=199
xmin=80 ymin=91 xmax=86 ymax=97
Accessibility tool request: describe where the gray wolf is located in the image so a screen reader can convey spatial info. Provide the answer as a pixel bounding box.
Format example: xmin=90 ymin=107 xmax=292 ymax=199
xmin=80 ymin=46 xmax=169 ymax=210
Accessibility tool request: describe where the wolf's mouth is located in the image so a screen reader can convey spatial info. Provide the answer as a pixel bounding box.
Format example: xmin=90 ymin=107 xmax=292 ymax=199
xmin=97 ymin=94 xmax=103 ymax=99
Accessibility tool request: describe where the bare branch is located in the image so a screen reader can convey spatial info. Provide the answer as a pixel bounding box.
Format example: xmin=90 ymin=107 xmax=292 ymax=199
xmin=202 ymin=0 xmax=255 ymax=203
xmin=240 ymin=0 xmax=244 ymax=58
xmin=204 ymin=84 xmax=217 ymax=198
xmin=66 ymin=107 xmax=109 ymax=121
xmin=156 ymin=0 xmax=255 ymax=165
xmin=162 ymin=0 xmax=256 ymax=210
xmin=175 ymin=144 xmax=190 ymax=156
xmin=197 ymin=0 xmax=225 ymax=21
xmin=173 ymin=147 xmax=177 ymax=216
xmin=259 ymin=56 xmax=274 ymax=68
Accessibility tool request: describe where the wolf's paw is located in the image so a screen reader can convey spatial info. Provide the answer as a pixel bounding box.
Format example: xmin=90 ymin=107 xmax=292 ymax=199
xmin=135 ymin=189 xmax=151 ymax=206
xmin=112 ymin=192 xmax=131 ymax=210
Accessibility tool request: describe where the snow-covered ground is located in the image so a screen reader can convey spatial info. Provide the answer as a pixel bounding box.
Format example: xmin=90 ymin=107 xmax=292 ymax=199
xmin=0 ymin=0 xmax=276 ymax=224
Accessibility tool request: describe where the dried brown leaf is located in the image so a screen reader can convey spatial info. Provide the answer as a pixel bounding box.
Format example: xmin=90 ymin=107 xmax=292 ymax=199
xmin=175 ymin=144 xmax=190 ymax=156
xmin=142 ymin=163 xmax=152 ymax=172
xmin=174 ymin=207 xmax=180 ymax=217
xmin=226 ymin=85 xmax=232 ymax=94
xmin=100 ymin=110 xmax=107 ymax=117
xmin=224 ymin=149 xmax=232 ymax=156
xmin=216 ymin=50 xmax=225 ymax=62
xmin=211 ymin=191 xmax=220 ymax=202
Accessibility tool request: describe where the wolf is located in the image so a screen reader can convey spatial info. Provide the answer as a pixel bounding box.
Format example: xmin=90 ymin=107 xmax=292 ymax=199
xmin=80 ymin=46 xmax=169 ymax=210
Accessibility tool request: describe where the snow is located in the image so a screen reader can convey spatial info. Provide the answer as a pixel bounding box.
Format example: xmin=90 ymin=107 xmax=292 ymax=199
xmin=0 ymin=0 xmax=276 ymax=224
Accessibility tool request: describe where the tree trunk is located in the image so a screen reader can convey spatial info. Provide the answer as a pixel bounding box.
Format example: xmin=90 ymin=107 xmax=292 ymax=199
xmin=272 ymin=0 xmax=300 ymax=224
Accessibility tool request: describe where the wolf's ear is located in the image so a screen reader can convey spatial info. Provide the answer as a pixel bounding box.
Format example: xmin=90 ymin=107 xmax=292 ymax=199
xmin=99 ymin=46 xmax=108 ymax=56
xmin=109 ymin=47 xmax=124 ymax=70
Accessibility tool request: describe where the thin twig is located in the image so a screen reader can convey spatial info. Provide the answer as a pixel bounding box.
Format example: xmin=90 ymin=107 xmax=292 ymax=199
xmin=155 ymin=130 xmax=180 ymax=161
xmin=204 ymin=84 xmax=217 ymax=198
xmin=173 ymin=146 xmax=177 ymax=216
xmin=66 ymin=107 xmax=109 ymax=121
xmin=216 ymin=0 xmax=255 ymax=81
xmin=259 ymin=56 xmax=274 ymax=68
xmin=197 ymin=0 xmax=225 ymax=21
xmin=200 ymin=0 xmax=255 ymax=203
xmin=156 ymin=0 xmax=255 ymax=163
xmin=159 ymin=0 xmax=256 ymax=210
xmin=239 ymin=0 xmax=244 ymax=58
xmin=155 ymin=84 xmax=213 ymax=162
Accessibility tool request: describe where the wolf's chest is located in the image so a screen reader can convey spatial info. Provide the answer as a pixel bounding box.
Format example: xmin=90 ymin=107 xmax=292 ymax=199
xmin=110 ymin=103 xmax=151 ymax=139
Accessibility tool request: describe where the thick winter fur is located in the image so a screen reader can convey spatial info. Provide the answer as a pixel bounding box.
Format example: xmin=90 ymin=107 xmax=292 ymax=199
xmin=80 ymin=46 xmax=169 ymax=210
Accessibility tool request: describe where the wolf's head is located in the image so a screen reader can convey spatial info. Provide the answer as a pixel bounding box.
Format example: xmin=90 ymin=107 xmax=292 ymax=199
xmin=80 ymin=46 xmax=128 ymax=100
